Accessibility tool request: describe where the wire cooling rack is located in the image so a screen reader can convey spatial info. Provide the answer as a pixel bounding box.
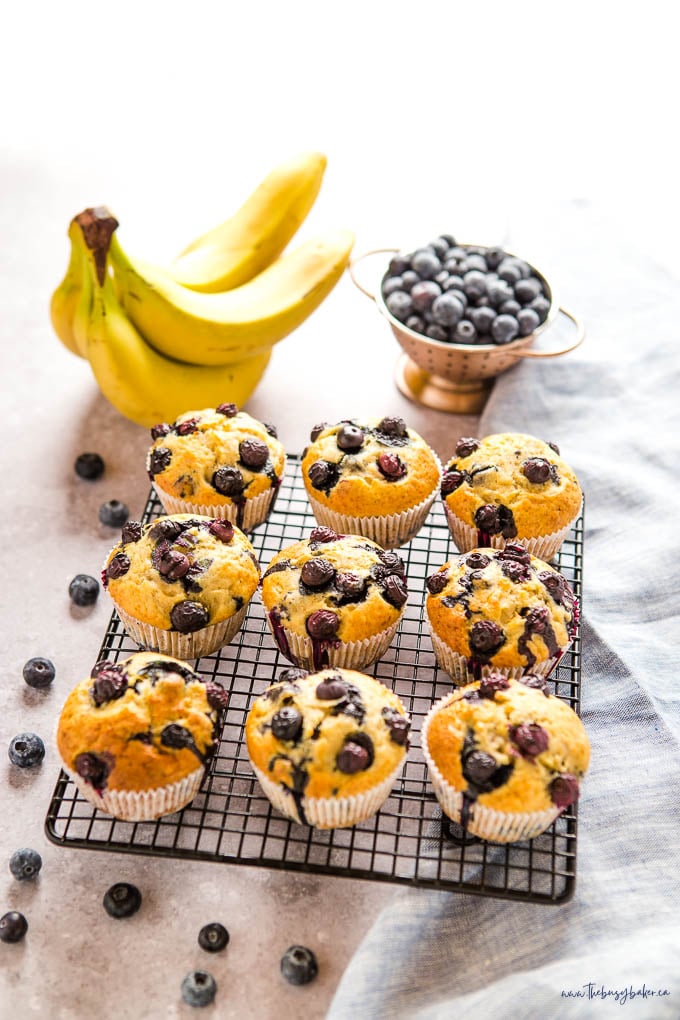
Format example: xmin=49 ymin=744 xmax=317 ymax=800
xmin=46 ymin=456 xmax=584 ymax=904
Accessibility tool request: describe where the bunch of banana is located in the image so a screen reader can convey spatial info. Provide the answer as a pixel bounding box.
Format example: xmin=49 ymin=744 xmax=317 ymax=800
xmin=50 ymin=152 xmax=355 ymax=425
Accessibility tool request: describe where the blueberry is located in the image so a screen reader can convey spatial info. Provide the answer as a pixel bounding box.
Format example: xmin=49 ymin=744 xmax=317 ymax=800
xmin=8 ymin=733 xmax=45 ymax=768
xmin=208 ymin=519 xmax=235 ymax=543
xmin=531 ymin=295 xmax=551 ymax=322
xmin=9 ymin=848 xmax=42 ymax=881
xmin=499 ymin=299 xmax=521 ymax=317
xmin=271 ymin=707 xmax=303 ymax=742
xmin=466 ymin=552 xmax=490 ymax=570
xmin=441 ymin=469 xmax=464 ymax=495
xmin=426 ymin=570 xmax=448 ymax=595
xmin=377 ymin=415 xmax=408 ymax=439
xmin=239 ymin=438 xmax=269 ymax=470
xmin=316 ymin=677 xmax=347 ymax=700
xmin=431 ymin=293 xmax=464 ymax=327
xmin=429 ymin=237 xmax=451 ymax=258
xmin=74 ymin=452 xmax=105 ymax=480
xmin=204 ymin=681 xmax=229 ymax=712
xmin=377 ymin=452 xmax=406 ymax=480
xmin=478 ymin=673 xmax=510 ymax=699
xmin=522 ymin=457 xmax=552 ymax=484
xmin=150 ymin=422 xmax=172 ymax=439
xmin=497 ymin=259 xmax=522 ymax=284
xmin=280 ymin=945 xmax=318 ymax=986
xmin=517 ymin=307 xmax=540 ymax=336
xmin=310 ymin=422 xmax=329 ymax=442
xmin=216 ymin=402 xmax=239 ymax=417
xmin=308 ymin=526 xmax=339 ymax=544
xmin=385 ymin=290 xmax=412 ymax=322
xmin=468 ymin=620 xmax=504 ymax=655
xmin=68 ymin=574 xmax=99 ymax=606
xmin=91 ymin=665 xmax=128 ymax=706
xmin=308 ymin=460 xmax=336 ymax=491
xmin=491 ymin=314 xmax=519 ymax=345
xmin=463 ymin=750 xmax=498 ymax=785
xmin=170 ymin=601 xmax=209 ymax=633
xmin=0 ymin=911 xmax=28 ymax=944
xmin=410 ymin=280 xmax=441 ymax=313
xmin=487 ymin=280 xmax=514 ymax=308
xmin=212 ymin=466 xmax=244 ymax=497
xmin=405 ymin=314 xmax=426 ymax=334
xmin=469 ymin=305 xmax=496 ymax=334
xmin=442 ymin=274 xmax=465 ymax=292
xmin=509 ymin=723 xmax=549 ymax=759
xmin=426 ymin=324 xmax=449 ymax=342
xmin=549 ymin=774 xmax=580 ymax=809
xmin=335 ymin=572 xmax=366 ymax=598
xmin=463 ymin=270 xmax=487 ymax=300
xmin=382 ymin=276 xmax=405 ymax=297
xmin=181 ymin=970 xmax=217 ymax=1008
xmin=300 ymin=558 xmax=335 ymax=589
xmin=453 ymin=320 xmax=477 ymax=343
xmin=106 ymin=553 xmax=131 ymax=581
xmin=103 ymin=882 xmax=142 ymax=919
xmin=401 ymin=270 xmax=420 ymax=290
xmin=121 ymin=521 xmax=143 ymax=543
xmin=455 ymin=437 xmax=480 ymax=458
xmin=514 ymin=277 xmax=542 ymax=304
xmin=411 ymin=249 xmax=441 ymax=279
xmin=22 ymin=656 xmax=55 ymax=689
xmin=148 ymin=447 xmax=172 ymax=476
xmin=337 ymin=734 xmax=374 ymax=773
xmin=381 ymin=707 xmax=410 ymax=746
xmin=382 ymin=573 xmax=408 ymax=609
xmin=198 ymin=922 xmax=230 ymax=953
xmin=484 ymin=246 xmax=505 ymax=270
xmin=306 ymin=610 xmax=339 ymax=640
xmin=388 ymin=253 xmax=411 ymax=276
xmin=337 ymin=424 xmax=364 ymax=452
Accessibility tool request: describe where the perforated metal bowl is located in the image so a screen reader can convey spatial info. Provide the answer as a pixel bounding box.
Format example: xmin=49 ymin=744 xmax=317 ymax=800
xmin=350 ymin=246 xmax=584 ymax=413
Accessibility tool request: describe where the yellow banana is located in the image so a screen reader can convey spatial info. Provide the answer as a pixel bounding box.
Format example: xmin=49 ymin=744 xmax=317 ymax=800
xmin=72 ymin=212 xmax=271 ymax=428
xmin=170 ymin=150 xmax=327 ymax=292
xmin=110 ymin=226 xmax=355 ymax=367
xmin=49 ymin=223 xmax=87 ymax=357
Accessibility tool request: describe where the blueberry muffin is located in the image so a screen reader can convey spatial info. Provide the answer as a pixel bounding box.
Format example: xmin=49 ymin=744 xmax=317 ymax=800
xmin=147 ymin=404 xmax=285 ymax=532
xmin=301 ymin=415 xmax=441 ymax=548
xmin=260 ymin=527 xmax=408 ymax=670
xmin=57 ymin=651 xmax=229 ymax=821
xmin=103 ymin=514 xmax=260 ymax=659
xmin=246 ymin=666 xmax=410 ymax=827
xmin=425 ymin=543 xmax=578 ymax=684
xmin=422 ymin=674 xmax=590 ymax=842
xmin=441 ymin=433 xmax=582 ymax=560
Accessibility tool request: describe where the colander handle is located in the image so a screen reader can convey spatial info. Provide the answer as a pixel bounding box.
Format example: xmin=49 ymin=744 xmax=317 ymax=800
xmin=348 ymin=248 xmax=399 ymax=300
xmin=513 ymin=307 xmax=585 ymax=358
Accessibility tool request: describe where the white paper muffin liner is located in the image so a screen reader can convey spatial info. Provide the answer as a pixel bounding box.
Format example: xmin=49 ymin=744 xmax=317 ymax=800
xmin=265 ymin=617 xmax=402 ymax=671
xmin=443 ymin=502 xmax=580 ymax=562
xmin=112 ymin=602 xmax=248 ymax=659
xmin=427 ymin=627 xmax=565 ymax=686
xmin=306 ymin=455 xmax=442 ymax=549
xmin=67 ymin=764 xmax=205 ymax=822
xmin=421 ymin=697 xmax=560 ymax=843
xmin=250 ymin=757 xmax=405 ymax=829
xmin=152 ymin=482 xmax=280 ymax=534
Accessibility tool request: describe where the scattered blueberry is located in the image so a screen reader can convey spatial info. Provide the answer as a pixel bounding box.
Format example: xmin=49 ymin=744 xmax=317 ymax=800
xmin=9 ymin=848 xmax=42 ymax=881
xmin=8 ymin=733 xmax=45 ymax=768
xmin=280 ymin=945 xmax=319 ymax=986
xmin=103 ymin=882 xmax=142 ymax=919
xmin=99 ymin=500 xmax=130 ymax=528
xmin=181 ymin=970 xmax=217 ymax=1007
xmin=0 ymin=911 xmax=28 ymax=943
xmin=74 ymin=452 xmax=105 ymax=480
xmin=68 ymin=574 xmax=99 ymax=607
xmin=22 ymin=657 xmax=55 ymax=689
xmin=198 ymin=922 xmax=230 ymax=953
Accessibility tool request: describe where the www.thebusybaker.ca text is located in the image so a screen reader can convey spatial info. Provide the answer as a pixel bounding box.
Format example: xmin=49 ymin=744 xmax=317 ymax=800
xmin=560 ymin=983 xmax=671 ymax=1007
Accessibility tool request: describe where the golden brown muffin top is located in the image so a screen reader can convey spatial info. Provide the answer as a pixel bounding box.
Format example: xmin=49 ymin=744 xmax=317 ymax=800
xmin=246 ymin=667 xmax=410 ymax=802
xmin=301 ymin=415 xmax=441 ymax=516
xmin=424 ymin=675 xmax=590 ymax=813
xmin=147 ymin=406 xmax=286 ymax=509
xmin=260 ymin=528 xmax=408 ymax=647
xmin=441 ymin=432 xmax=582 ymax=540
xmin=103 ymin=514 xmax=260 ymax=633
xmin=57 ymin=651 xmax=228 ymax=793
xmin=425 ymin=545 xmax=577 ymax=671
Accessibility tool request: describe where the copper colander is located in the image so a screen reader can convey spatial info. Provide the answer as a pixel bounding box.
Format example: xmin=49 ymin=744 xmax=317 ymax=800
xmin=350 ymin=246 xmax=585 ymax=413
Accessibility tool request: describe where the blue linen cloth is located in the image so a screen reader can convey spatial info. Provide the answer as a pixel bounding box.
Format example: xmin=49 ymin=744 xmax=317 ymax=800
xmin=329 ymin=207 xmax=680 ymax=1018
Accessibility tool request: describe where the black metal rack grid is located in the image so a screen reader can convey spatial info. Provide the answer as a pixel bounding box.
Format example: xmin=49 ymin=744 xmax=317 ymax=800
xmin=46 ymin=456 xmax=584 ymax=904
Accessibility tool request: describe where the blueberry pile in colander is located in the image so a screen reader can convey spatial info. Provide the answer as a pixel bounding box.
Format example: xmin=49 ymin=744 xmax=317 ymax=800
xmin=382 ymin=235 xmax=550 ymax=346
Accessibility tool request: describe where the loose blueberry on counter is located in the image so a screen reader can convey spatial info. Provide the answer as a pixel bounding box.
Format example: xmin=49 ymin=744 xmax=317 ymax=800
xmin=99 ymin=500 xmax=130 ymax=528
xmin=0 ymin=910 xmax=28 ymax=943
xmin=8 ymin=733 xmax=45 ymax=768
xmin=198 ymin=922 xmax=230 ymax=953
xmin=68 ymin=574 xmax=99 ymax=607
xmin=9 ymin=848 xmax=42 ymax=881
xmin=280 ymin=945 xmax=319 ymax=986
xmin=182 ymin=970 xmax=217 ymax=1007
xmin=74 ymin=452 xmax=105 ymax=480
xmin=22 ymin=656 xmax=55 ymax=689
xmin=103 ymin=882 xmax=142 ymax=919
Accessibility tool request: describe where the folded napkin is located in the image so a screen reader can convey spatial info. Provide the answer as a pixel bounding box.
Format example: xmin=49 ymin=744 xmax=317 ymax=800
xmin=329 ymin=205 xmax=680 ymax=1018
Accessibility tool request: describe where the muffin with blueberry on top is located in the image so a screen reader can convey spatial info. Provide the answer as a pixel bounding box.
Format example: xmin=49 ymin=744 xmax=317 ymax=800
xmin=57 ymin=651 xmax=229 ymax=821
xmin=246 ymin=666 xmax=410 ymax=828
xmin=421 ymin=673 xmax=590 ymax=842
xmin=147 ymin=404 xmax=285 ymax=532
xmin=425 ymin=543 xmax=577 ymax=684
xmin=103 ymin=513 xmax=260 ymax=659
xmin=260 ymin=527 xmax=408 ymax=671
xmin=441 ymin=433 xmax=582 ymax=560
xmin=301 ymin=415 xmax=441 ymax=549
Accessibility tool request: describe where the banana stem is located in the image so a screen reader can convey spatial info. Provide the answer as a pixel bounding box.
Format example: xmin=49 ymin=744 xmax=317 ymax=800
xmin=73 ymin=207 xmax=119 ymax=284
